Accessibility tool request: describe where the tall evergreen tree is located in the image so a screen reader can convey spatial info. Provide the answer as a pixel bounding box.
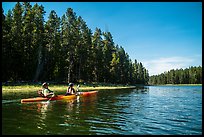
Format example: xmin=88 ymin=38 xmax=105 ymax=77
xmin=11 ymin=2 xmax=24 ymax=80
xmin=32 ymin=4 xmax=46 ymax=81
xmin=60 ymin=14 xmax=69 ymax=82
xmin=91 ymin=28 xmax=104 ymax=82
xmin=44 ymin=10 xmax=61 ymax=80
xmin=102 ymin=31 xmax=115 ymax=83
xmin=75 ymin=16 xmax=92 ymax=82
xmin=22 ymin=2 xmax=35 ymax=80
xmin=110 ymin=45 xmax=120 ymax=83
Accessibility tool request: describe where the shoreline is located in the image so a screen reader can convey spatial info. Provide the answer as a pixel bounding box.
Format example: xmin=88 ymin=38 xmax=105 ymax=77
xmin=149 ymin=84 xmax=202 ymax=86
xmin=2 ymin=84 xmax=139 ymax=94
xmin=2 ymin=83 xmax=201 ymax=94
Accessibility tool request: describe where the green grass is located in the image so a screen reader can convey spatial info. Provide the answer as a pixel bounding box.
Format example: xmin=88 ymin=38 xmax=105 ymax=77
xmin=2 ymin=84 xmax=137 ymax=94
xmin=3 ymin=83 xmax=201 ymax=94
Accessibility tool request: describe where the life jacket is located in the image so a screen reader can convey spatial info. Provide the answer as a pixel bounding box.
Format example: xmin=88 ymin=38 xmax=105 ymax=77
xmin=38 ymin=90 xmax=45 ymax=97
xmin=67 ymin=87 xmax=75 ymax=94
xmin=38 ymin=88 xmax=53 ymax=97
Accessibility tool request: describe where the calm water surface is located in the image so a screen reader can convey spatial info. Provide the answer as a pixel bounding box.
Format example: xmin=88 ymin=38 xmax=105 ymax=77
xmin=2 ymin=86 xmax=202 ymax=135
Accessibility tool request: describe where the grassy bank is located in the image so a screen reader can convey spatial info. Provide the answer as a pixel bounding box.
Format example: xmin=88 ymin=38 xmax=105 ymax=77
xmin=3 ymin=83 xmax=201 ymax=94
xmin=2 ymin=83 xmax=137 ymax=94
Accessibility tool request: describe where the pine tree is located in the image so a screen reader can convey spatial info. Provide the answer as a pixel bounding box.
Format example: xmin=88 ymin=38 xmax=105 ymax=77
xmin=44 ymin=10 xmax=61 ymax=80
xmin=11 ymin=2 xmax=24 ymax=80
xmin=32 ymin=4 xmax=46 ymax=81
xmin=91 ymin=28 xmax=104 ymax=82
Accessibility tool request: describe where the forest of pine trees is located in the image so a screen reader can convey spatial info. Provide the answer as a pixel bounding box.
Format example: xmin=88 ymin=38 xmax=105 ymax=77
xmin=2 ymin=2 xmax=149 ymax=85
xmin=149 ymin=66 xmax=202 ymax=85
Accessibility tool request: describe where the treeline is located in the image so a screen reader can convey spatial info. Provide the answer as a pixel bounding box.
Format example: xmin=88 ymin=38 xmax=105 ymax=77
xmin=2 ymin=2 xmax=149 ymax=85
xmin=149 ymin=66 xmax=202 ymax=85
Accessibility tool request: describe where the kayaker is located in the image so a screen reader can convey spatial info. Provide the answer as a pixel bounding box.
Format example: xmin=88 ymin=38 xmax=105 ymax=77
xmin=38 ymin=82 xmax=55 ymax=98
xmin=65 ymin=83 xmax=76 ymax=96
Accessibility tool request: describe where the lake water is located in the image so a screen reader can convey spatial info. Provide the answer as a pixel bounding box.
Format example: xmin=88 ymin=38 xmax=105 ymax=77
xmin=2 ymin=86 xmax=202 ymax=135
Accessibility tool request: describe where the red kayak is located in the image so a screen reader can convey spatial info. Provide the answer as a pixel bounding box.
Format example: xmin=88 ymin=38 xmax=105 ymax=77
xmin=21 ymin=91 xmax=98 ymax=103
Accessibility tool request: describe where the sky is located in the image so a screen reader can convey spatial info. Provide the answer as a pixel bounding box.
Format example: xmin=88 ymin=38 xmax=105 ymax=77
xmin=2 ymin=2 xmax=202 ymax=76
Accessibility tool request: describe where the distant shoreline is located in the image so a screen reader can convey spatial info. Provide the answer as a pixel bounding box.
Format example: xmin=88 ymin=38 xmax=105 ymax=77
xmin=149 ymin=84 xmax=202 ymax=86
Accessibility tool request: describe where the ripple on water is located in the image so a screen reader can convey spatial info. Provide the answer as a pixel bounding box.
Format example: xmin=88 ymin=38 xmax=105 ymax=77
xmin=2 ymin=99 xmax=20 ymax=104
xmin=2 ymin=86 xmax=202 ymax=135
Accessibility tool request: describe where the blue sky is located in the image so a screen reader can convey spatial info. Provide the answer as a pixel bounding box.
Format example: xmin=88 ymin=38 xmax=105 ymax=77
xmin=2 ymin=2 xmax=202 ymax=76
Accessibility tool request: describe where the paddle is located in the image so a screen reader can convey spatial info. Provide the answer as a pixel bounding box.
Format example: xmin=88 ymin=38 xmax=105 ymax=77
xmin=76 ymin=85 xmax=80 ymax=95
xmin=46 ymin=92 xmax=55 ymax=103
xmin=76 ymin=85 xmax=80 ymax=102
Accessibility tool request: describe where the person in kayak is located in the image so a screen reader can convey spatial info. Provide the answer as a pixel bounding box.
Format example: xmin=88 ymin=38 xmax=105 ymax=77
xmin=38 ymin=82 xmax=55 ymax=98
xmin=65 ymin=83 xmax=76 ymax=96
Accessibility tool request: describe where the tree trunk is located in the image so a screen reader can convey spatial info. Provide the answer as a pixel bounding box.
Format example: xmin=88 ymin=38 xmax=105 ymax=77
xmin=34 ymin=45 xmax=44 ymax=81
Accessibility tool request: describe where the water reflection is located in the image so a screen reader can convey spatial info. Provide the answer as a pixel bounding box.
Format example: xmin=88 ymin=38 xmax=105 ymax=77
xmin=37 ymin=102 xmax=50 ymax=119
xmin=64 ymin=99 xmax=76 ymax=112
xmin=36 ymin=102 xmax=52 ymax=130
xmin=133 ymin=86 xmax=149 ymax=93
xmin=2 ymin=86 xmax=202 ymax=135
xmin=59 ymin=94 xmax=98 ymax=134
